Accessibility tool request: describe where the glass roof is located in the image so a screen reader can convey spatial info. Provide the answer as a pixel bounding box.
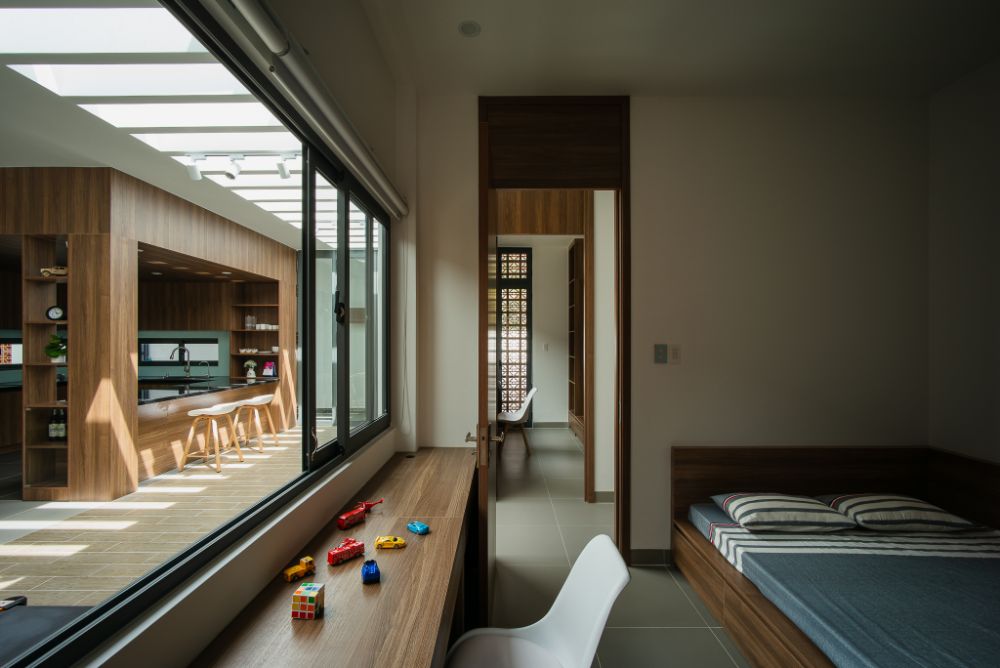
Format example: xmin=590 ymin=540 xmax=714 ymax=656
xmin=132 ymin=131 xmax=300 ymax=153
xmin=82 ymin=102 xmax=281 ymax=128
xmin=8 ymin=63 xmax=249 ymax=97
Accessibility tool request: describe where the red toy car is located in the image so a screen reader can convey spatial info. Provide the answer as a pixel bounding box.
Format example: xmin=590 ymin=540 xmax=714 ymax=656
xmin=327 ymin=537 xmax=365 ymax=566
xmin=337 ymin=498 xmax=384 ymax=530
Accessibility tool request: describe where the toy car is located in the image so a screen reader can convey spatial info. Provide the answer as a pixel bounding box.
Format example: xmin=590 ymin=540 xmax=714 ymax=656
xmin=328 ymin=537 xmax=365 ymax=566
xmin=361 ymin=559 xmax=380 ymax=584
xmin=39 ymin=266 xmax=67 ymax=278
xmin=375 ymin=535 xmax=406 ymax=549
xmin=283 ymin=556 xmax=316 ymax=583
xmin=337 ymin=497 xmax=384 ymax=530
xmin=407 ymin=521 xmax=430 ymax=535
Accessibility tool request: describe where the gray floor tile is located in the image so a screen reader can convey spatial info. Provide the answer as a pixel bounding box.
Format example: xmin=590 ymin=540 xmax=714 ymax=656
xmin=598 ymin=628 xmax=735 ymax=668
xmin=544 ymin=476 xmax=585 ymax=499
xmin=496 ymin=524 xmax=569 ymax=565
xmin=713 ymin=628 xmax=752 ymax=668
xmin=532 ymin=452 xmax=585 ymax=478
xmin=606 ymin=566 xmax=706 ymax=628
xmin=552 ymin=498 xmax=613 ymax=526
xmin=496 ymin=498 xmax=557 ymax=526
xmin=492 ymin=562 xmax=570 ymax=628
xmin=560 ymin=524 xmax=614 ymax=564
xmin=499 ymin=474 xmax=550 ymax=500
xmin=669 ymin=568 xmax=723 ymax=627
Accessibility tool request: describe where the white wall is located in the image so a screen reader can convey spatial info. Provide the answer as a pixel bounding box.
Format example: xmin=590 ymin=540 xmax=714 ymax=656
xmin=928 ymin=60 xmax=1000 ymax=464
xmin=415 ymin=94 xmax=480 ymax=447
xmin=631 ymin=98 xmax=928 ymax=549
xmin=594 ymin=191 xmax=616 ymax=493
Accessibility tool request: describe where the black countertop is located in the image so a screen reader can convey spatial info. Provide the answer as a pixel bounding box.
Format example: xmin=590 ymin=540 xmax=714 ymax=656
xmin=137 ymin=376 xmax=278 ymax=406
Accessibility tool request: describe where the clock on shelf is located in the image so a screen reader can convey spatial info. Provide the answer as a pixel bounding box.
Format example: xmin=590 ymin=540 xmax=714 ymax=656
xmin=45 ymin=305 xmax=65 ymax=321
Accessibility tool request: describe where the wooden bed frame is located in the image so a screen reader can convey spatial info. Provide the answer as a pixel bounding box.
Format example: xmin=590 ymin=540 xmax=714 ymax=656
xmin=670 ymin=445 xmax=1000 ymax=668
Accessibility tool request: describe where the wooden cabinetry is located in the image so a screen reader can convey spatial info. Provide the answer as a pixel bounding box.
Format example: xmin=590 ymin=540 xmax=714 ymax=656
xmin=230 ymin=282 xmax=280 ymax=381
xmin=568 ymin=239 xmax=585 ymax=440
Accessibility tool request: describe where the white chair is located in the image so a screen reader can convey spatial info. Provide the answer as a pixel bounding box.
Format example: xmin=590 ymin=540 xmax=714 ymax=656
xmin=446 ymin=534 xmax=629 ymax=668
xmin=497 ymin=387 xmax=537 ymax=456
xmin=179 ymin=402 xmax=245 ymax=473
xmin=233 ymin=393 xmax=278 ymax=451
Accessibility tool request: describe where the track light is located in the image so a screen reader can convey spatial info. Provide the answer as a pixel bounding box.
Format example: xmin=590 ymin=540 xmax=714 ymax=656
xmin=225 ymin=155 xmax=243 ymax=180
xmin=186 ymin=154 xmax=205 ymax=181
xmin=276 ymin=155 xmax=291 ymax=180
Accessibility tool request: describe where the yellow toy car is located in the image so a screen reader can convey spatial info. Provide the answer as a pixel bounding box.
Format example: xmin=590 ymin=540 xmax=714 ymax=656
xmin=375 ymin=535 xmax=406 ymax=549
xmin=283 ymin=556 xmax=316 ymax=582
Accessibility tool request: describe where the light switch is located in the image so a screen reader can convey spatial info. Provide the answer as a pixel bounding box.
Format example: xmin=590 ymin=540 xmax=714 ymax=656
xmin=669 ymin=345 xmax=682 ymax=364
xmin=654 ymin=344 xmax=669 ymax=364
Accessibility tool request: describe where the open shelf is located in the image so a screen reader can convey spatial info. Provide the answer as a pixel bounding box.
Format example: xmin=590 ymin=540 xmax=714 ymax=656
xmin=26 ymin=442 xmax=68 ymax=450
xmin=28 ymin=401 xmax=69 ymax=408
xmin=232 ymin=352 xmax=278 ymax=357
xmin=233 ymin=303 xmax=278 ymax=307
xmin=25 ymin=320 xmax=68 ymax=326
xmin=25 ymin=276 xmax=68 ymax=284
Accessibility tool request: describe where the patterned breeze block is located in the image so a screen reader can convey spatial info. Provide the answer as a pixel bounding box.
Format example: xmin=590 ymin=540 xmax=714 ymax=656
xmin=291 ymin=582 xmax=325 ymax=620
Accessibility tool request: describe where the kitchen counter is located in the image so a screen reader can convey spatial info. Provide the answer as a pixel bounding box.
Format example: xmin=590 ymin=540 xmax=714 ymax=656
xmin=138 ymin=376 xmax=278 ymax=405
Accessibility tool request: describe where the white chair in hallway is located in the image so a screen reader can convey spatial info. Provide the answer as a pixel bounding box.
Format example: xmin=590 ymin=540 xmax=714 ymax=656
xmin=446 ymin=534 xmax=629 ymax=668
xmin=233 ymin=393 xmax=278 ymax=452
xmin=179 ymin=402 xmax=245 ymax=473
xmin=497 ymin=387 xmax=537 ymax=456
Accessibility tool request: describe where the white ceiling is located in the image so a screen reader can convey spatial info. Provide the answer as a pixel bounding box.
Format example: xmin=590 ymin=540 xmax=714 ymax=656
xmin=359 ymin=0 xmax=1000 ymax=96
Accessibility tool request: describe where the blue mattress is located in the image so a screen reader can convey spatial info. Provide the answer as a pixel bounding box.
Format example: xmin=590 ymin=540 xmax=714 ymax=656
xmin=687 ymin=504 xmax=1000 ymax=667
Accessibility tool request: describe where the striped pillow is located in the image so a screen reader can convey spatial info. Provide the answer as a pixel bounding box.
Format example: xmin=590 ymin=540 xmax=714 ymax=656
xmin=824 ymin=494 xmax=976 ymax=532
xmin=712 ymin=493 xmax=856 ymax=532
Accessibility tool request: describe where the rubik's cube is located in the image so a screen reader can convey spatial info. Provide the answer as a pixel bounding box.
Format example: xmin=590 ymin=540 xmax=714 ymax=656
xmin=291 ymin=582 xmax=324 ymax=620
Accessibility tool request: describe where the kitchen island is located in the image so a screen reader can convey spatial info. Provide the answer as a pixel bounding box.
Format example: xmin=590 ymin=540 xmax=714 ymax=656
xmin=137 ymin=376 xmax=280 ymax=480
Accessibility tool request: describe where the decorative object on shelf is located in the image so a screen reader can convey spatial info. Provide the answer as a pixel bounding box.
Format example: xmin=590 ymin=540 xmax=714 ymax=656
xmin=244 ymin=314 xmax=256 ymax=329
xmin=361 ymin=559 xmax=380 ymax=584
xmin=262 ymin=361 xmax=276 ymax=377
xmin=45 ymin=305 xmax=65 ymax=321
xmin=291 ymin=582 xmax=324 ymax=620
xmin=272 ymin=346 xmax=280 ymax=353
xmin=39 ymin=266 xmax=67 ymax=278
xmin=44 ymin=334 xmax=67 ymax=364
xmin=244 ymin=359 xmax=257 ymax=381
xmin=48 ymin=408 xmax=67 ymax=442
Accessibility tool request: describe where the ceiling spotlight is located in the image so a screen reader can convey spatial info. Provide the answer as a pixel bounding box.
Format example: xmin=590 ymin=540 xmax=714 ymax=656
xmin=458 ymin=20 xmax=481 ymax=37
xmin=186 ymin=154 xmax=205 ymax=181
xmin=224 ymin=155 xmax=243 ymax=180
xmin=276 ymin=154 xmax=292 ymax=180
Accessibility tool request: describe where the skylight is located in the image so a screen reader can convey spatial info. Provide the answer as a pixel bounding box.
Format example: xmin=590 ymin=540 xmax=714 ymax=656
xmin=206 ymin=173 xmax=306 ymax=188
xmin=255 ymin=201 xmax=334 ymax=213
xmin=8 ymin=63 xmax=248 ymax=97
xmin=82 ymin=102 xmax=280 ymax=129
xmin=232 ymin=188 xmax=336 ymax=202
xmin=173 ymin=155 xmax=302 ymax=173
xmin=0 ymin=8 xmax=206 ymax=54
xmin=131 ymin=131 xmax=299 ymax=153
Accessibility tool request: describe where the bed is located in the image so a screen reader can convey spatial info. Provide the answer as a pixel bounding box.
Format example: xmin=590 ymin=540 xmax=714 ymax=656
xmin=671 ymin=446 xmax=1000 ymax=668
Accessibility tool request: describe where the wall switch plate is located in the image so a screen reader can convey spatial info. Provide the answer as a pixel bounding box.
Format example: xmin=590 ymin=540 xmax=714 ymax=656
xmin=654 ymin=344 xmax=669 ymax=364
xmin=669 ymin=345 xmax=681 ymax=364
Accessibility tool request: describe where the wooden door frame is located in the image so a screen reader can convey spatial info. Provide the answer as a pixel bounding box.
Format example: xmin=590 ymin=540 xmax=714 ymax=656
xmin=479 ymin=97 xmax=632 ymax=564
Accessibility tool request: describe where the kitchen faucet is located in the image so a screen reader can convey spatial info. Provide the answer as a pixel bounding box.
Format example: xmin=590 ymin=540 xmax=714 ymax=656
xmin=169 ymin=343 xmax=191 ymax=377
xmin=196 ymin=360 xmax=212 ymax=381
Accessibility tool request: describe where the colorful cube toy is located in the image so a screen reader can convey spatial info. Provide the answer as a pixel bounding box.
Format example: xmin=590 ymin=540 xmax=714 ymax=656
xmin=291 ymin=582 xmax=325 ymax=620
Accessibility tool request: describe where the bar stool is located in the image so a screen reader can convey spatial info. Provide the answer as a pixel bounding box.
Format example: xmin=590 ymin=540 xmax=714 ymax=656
xmin=179 ymin=402 xmax=245 ymax=473
xmin=233 ymin=394 xmax=278 ymax=452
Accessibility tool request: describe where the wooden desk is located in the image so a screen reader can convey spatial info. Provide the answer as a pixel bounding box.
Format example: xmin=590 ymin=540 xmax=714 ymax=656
xmin=195 ymin=448 xmax=477 ymax=668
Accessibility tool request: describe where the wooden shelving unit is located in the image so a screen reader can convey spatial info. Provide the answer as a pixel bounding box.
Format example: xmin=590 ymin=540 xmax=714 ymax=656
xmin=230 ymin=282 xmax=281 ymax=382
xmin=21 ymin=236 xmax=69 ymax=492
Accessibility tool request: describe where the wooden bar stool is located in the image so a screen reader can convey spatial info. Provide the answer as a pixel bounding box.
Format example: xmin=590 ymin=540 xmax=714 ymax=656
xmin=233 ymin=394 xmax=278 ymax=452
xmin=179 ymin=402 xmax=245 ymax=473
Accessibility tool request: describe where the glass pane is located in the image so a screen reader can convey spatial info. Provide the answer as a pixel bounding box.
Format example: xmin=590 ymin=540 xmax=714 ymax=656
xmin=349 ymin=200 xmax=371 ymax=429
xmin=373 ymin=221 xmax=387 ymax=418
xmin=314 ymin=173 xmax=339 ymax=447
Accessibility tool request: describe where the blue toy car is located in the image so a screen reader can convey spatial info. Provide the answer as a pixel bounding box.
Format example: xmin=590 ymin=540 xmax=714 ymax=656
xmin=361 ymin=559 xmax=380 ymax=584
xmin=407 ymin=520 xmax=430 ymax=535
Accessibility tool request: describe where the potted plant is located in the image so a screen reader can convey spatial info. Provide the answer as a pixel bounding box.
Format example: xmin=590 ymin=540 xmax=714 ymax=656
xmin=244 ymin=359 xmax=258 ymax=382
xmin=45 ymin=334 xmax=67 ymax=364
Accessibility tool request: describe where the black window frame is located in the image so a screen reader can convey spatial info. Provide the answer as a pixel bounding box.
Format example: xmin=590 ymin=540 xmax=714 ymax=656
xmin=7 ymin=1 xmax=393 ymax=664
xmin=137 ymin=337 xmax=222 ymax=368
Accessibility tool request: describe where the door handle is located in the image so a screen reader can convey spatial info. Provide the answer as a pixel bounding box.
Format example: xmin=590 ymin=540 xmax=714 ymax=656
xmin=334 ymin=290 xmax=346 ymax=324
xmin=465 ymin=431 xmax=477 ymax=443
xmin=491 ymin=431 xmax=505 ymax=444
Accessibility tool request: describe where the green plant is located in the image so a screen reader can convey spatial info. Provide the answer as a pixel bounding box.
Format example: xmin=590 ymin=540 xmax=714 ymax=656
xmin=44 ymin=334 xmax=67 ymax=359
xmin=243 ymin=359 xmax=258 ymax=370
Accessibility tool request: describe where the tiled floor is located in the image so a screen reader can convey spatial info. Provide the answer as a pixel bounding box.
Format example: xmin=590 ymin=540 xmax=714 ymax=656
xmin=493 ymin=427 xmax=750 ymax=668
xmin=0 ymin=428 xmax=302 ymax=607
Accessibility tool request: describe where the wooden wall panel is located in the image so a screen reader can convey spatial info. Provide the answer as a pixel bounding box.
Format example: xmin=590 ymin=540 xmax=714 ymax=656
xmin=138 ymin=282 xmax=234 ymax=331
xmin=481 ymin=98 xmax=627 ymax=189
xmin=0 ymin=168 xmax=110 ymax=235
xmin=497 ymin=189 xmax=590 ymax=235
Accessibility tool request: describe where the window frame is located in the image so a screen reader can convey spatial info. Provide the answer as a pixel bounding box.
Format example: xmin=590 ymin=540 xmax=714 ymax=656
xmin=6 ymin=1 xmax=393 ymax=664
xmin=497 ymin=247 xmax=533 ymax=418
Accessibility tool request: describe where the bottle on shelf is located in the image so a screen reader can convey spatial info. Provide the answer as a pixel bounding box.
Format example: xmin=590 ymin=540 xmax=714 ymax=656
xmin=58 ymin=409 xmax=67 ymax=440
xmin=48 ymin=410 xmax=59 ymax=441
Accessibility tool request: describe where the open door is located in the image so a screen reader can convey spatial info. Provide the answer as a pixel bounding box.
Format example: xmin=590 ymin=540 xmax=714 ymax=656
xmin=476 ymin=121 xmax=499 ymax=624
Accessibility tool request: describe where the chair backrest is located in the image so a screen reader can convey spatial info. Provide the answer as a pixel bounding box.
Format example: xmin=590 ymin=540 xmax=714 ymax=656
xmin=528 ymin=534 xmax=629 ymax=668
xmin=507 ymin=387 xmax=537 ymax=423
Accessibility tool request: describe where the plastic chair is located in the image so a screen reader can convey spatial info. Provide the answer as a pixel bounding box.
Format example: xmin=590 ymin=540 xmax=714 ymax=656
xmin=446 ymin=534 xmax=629 ymax=668
xmin=179 ymin=402 xmax=245 ymax=473
xmin=497 ymin=387 xmax=537 ymax=456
